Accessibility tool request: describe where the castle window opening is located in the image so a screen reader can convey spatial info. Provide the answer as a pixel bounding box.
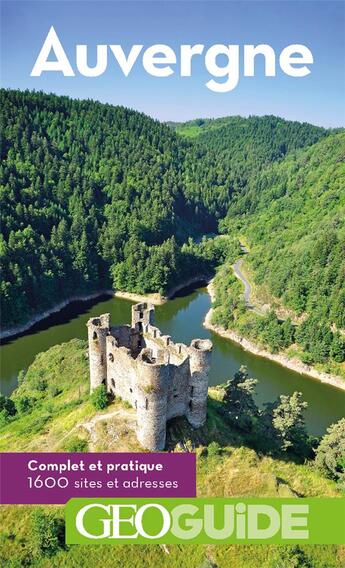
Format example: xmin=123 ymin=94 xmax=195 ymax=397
xmin=138 ymin=322 xmax=143 ymax=332
xmin=111 ymin=378 xmax=115 ymax=388
xmin=93 ymin=331 xmax=97 ymax=340
xmin=145 ymin=398 xmax=149 ymax=410
xmin=130 ymin=387 xmax=133 ymax=393
xmin=139 ymin=311 xmax=144 ymax=319
xmin=189 ymin=400 xmax=193 ymax=410
xmin=190 ymin=386 xmax=194 ymax=397
xmin=108 ymin=353 xmax=114 ymax=362
xmin=153 ymin=330 xmax=157 ymax=338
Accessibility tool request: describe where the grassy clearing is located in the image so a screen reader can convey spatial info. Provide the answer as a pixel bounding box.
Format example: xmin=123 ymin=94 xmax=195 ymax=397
xmin=0 ymin=340 xmax=90 ymax=451
xmin=174 ymin=117 xmax=241 ymax=138
xmin=168 ymin=391 xmax=339 ymax=499
xmin=1 ymin=506 xmax=344 ymax=568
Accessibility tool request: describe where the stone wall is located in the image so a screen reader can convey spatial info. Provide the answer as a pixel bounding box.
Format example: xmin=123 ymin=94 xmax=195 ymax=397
xmin=106 ymin=335 xmax=137 ymax=406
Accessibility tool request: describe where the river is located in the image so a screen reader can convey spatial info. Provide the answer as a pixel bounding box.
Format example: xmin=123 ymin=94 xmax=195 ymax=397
xmin=1 ymin=285 xmax=344 ymax=436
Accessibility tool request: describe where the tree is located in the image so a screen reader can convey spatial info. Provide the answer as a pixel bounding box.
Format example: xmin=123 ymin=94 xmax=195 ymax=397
xmin=263 ymin=392 xmax=309 ymax=456
xmin=15 ymin=395 xmax=34 ymax=414
xmin=315 ymin=418 xmax=345 ymax=483
xmin=261 ymin=311 xmax=284 ymax=353
xmin=281 ymin=317 xmax=295 ymax=347
xmin=90 ymin=384 xmax=108 ymax=410
xmin=30 ymin=509 xmax=65 ymax=557
xmin=17 ymin=369 xmax=26 ymax=385
xmin=0 ymin=394 xmax=16 ymax=416
xmin=269 ymin=545 xmax=312 ymax=568
xmin=64 ymin=436 xmax=88 ymax=452
xmin=222 ymin=366 xmax=259 ymax=431
xmin=330 ymin=333 xmax=345 ymax=363
xmin=207 ymin=441 xmax=222 ymax=457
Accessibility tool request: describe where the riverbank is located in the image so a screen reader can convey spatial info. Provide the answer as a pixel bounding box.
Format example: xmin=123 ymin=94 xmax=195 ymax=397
xmin=114 ymin=274 xmax=211 ymax=305
xmin=0 ymin=275 xmax=211 ymax=341
xmin=0 ymin=290 xmax=114 ymax=341
xmin=203 ymin=280 xmax=345 ymax=392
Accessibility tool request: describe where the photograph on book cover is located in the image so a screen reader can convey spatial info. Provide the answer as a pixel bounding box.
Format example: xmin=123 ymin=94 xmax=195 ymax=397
xmin=0 ymin=0 xmax=344 ymax=566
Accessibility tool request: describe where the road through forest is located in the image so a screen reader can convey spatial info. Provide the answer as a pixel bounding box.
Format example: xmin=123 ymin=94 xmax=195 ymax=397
xmin=232 ymin=244 xmax=265 ymax=315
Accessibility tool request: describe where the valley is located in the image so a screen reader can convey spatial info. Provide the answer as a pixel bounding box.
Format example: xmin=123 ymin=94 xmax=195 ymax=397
xmin=1 ymin=89 xmax=344 ymax=431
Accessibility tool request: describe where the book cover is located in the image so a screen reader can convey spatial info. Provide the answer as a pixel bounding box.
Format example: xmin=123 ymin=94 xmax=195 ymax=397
xmin=0 ymin=1 xmax=344 ymax=566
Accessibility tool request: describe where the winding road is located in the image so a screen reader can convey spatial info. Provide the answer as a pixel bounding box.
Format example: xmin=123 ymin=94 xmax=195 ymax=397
xmin=233 ymin=258 xmax=253 ymax=306
xmin=232 ymin=243 xmax=265 ymax=315
xmin=233 ymin=244 xmax=252 ymax=305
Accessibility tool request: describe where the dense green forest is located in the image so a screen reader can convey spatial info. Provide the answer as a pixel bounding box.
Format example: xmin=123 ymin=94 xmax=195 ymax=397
xmin=178 ymin=115 xmax=329 ymax=218
xmin=171 ymin=116 xmax=345 ymax=371
xmin=0 ymin=89 xmax=208 ymax=328
xmin=213 ymin=133 xmax=345 ymax=369
xmin=1 ymin=89 xmax=332 ymax=332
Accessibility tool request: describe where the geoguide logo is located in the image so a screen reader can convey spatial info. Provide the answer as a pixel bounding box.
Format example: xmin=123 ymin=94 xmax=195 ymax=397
xmin=65 ymin=498 xmax=345 ymax=545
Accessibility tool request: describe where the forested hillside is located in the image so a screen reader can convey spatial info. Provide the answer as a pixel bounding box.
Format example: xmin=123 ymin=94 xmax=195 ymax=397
xmin=0 ymin=89 xmax=336 ymax=333
xmin=0 ymin=90 xmax=203 ymax=329
xmin=214 ymin=133 xmax=345 ymax=368
xmin=178 ymin=115 xmax=329 ymax=218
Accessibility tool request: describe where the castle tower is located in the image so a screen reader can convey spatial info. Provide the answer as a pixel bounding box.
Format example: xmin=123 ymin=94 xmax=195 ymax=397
xmin=131 ymin=302 xmax=154 ymax=332
xmin=86 ymin=314 xmax=110 ymax=392
xmin=187 ymin=339 xmax=213 ymax=427
xmin=136 ymin=349 xmax=169 ymax=451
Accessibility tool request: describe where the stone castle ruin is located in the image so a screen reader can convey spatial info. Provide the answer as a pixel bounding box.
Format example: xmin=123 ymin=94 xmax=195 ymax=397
xmin=87 ymin=303 xmax=212 ymax=451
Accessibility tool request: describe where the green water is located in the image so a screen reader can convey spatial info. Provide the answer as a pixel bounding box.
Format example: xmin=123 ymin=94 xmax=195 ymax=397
xmin=1 ymin=287 xmax=344 ymax=435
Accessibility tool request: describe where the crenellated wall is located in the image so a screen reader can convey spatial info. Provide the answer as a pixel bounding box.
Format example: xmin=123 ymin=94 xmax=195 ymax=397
xmin=87 ymin=303 xmax=212 ymax=450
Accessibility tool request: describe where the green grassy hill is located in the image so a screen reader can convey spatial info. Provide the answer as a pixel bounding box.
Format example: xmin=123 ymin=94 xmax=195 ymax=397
xmin=169 ymin=116 xmax=245 ymax=137
xmin=0 ymin=339 xmax=141 ymax=453
xmin=1 ymin=340 xmax=343 ymax=567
